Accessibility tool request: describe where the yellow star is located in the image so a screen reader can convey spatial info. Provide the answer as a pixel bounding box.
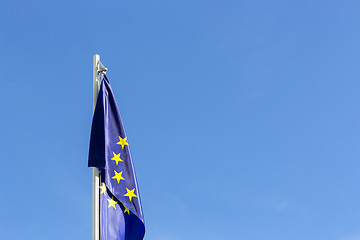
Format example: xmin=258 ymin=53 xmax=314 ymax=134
xmin=107 ymin=197 xmax=118 ymax=209
xmin=124 ymin=188 xmax=137 ymax=201
xmin=117 ymin=136 xmax=129 ymax=149
xmin=99 ymin=183 xmax=106 ymax=195
xmin=112 ymin=170 xmax=125 ymax=184
xmin=124 ymin=206 xmax=130 ymax=215
xmin=111 ymin=152 xmax=123 ymax=165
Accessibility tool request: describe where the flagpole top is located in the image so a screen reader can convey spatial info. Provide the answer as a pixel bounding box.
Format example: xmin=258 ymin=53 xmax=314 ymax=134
xmin=94 ymin=54 xmax=108 ymax=74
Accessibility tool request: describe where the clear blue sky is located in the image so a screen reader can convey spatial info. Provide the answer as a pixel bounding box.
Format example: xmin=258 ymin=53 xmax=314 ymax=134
xmin=1 ymin=0 xmax=360 ymax=239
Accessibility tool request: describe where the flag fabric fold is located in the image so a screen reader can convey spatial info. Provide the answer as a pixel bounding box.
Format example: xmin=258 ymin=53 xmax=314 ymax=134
xmin=89 ymin=75 xmax=145 ymax=240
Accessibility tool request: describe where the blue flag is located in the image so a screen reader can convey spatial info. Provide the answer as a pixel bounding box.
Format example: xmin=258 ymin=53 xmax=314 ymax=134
xmin=88 ymin=75 xmax=145 ymax=240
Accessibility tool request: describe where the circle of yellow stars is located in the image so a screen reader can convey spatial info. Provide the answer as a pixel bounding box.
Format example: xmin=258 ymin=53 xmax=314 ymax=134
xmin=99 ymin=136 xmax=138 ymax=214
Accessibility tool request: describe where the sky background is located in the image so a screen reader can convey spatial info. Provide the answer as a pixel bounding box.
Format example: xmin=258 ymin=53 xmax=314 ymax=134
xmin=1 ymin=0 xmax=360 ymax=239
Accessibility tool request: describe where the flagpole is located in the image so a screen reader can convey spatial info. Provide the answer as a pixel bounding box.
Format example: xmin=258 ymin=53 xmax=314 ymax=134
xmin=92 ymin=54 xmax=101 ymax=240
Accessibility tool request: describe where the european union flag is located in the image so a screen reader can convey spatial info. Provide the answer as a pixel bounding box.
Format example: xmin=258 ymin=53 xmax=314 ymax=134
xmin=88 ymin=75 xmax=145 ymax=240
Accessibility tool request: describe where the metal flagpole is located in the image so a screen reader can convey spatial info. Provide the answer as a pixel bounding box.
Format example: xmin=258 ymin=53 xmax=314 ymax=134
xmin=92 ymin=54 xmax=107 ymax=240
